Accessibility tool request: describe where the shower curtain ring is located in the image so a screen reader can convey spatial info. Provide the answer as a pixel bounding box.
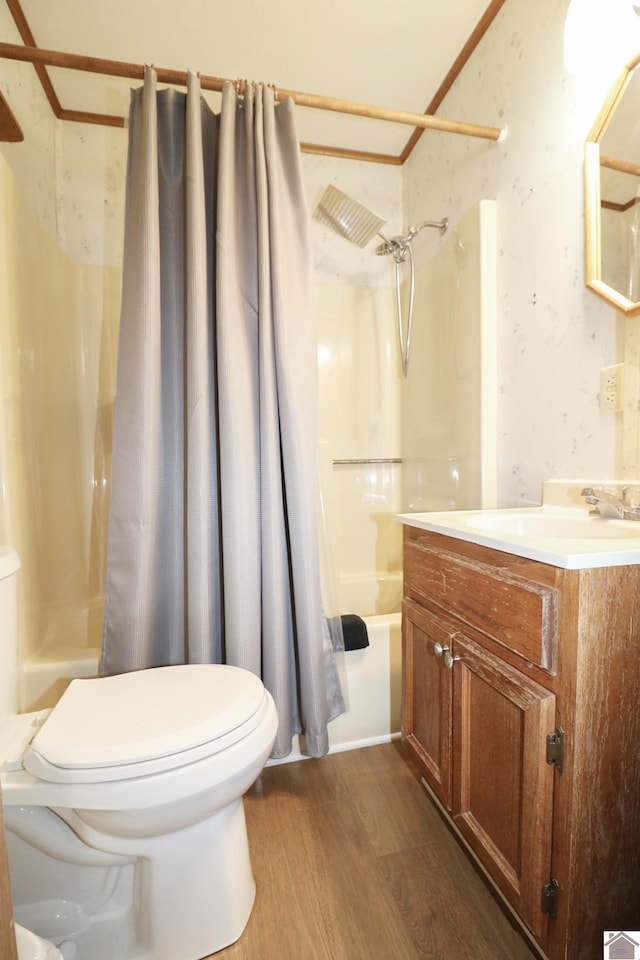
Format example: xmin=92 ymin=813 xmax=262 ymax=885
xmin=235 ymin=78 xmax=248 ymax=102
xmin=268 ymin=83 xmax=279 ymax=102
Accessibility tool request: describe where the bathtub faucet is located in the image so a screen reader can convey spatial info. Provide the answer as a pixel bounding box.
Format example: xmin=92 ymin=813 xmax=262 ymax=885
xmin=581 ymin=486 xmax=640 ymax=520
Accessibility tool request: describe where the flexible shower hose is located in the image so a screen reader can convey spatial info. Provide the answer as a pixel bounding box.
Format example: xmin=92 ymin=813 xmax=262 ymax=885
xmin=392 ymin=241 xmax=414 ymax=379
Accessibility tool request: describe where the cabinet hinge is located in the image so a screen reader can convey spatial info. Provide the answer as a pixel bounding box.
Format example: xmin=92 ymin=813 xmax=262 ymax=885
xmin=546 ymin=726 xmax=564 ymax=772
xmin=541 ymin=878 xmax=560 ymax=920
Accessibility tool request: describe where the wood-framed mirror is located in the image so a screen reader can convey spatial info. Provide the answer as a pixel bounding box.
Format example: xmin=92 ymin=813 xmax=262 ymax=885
xmin=585 ymin=52 xmax=640 ymax=316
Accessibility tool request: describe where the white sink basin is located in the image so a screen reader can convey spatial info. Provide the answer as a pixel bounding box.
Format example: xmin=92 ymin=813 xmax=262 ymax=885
xmin=397 ymin=504 xmax=640 ymax=569
xmin=464 ymin=511 xmax=640 ymax=540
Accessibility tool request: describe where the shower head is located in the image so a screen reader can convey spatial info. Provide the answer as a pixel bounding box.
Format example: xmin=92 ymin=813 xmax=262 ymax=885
xmin=313 ymin=185 xmax=448 ymax=380
xmin=312 ymin=185 xmax=387 ymax=248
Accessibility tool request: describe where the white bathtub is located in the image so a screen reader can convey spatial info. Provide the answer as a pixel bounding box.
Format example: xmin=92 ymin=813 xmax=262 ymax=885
xmin=328 ymin=573 xmax=402 ymax=755
xmin=327 ymin=611 xmax=402 ymax=752
xmin=277 ymin=573 xmax=403 ymax=763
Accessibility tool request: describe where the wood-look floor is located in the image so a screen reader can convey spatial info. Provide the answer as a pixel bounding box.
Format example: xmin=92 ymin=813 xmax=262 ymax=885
xmin=213 ymin=741 xmax=539 ymax=960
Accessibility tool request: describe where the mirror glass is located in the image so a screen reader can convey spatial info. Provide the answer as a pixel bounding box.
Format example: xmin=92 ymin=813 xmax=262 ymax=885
xmin=585 ymin=54 xmax=640 ymax=316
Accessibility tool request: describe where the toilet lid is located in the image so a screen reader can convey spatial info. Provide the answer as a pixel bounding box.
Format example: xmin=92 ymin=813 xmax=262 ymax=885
xmin=25 ymin=664 xmax=266 ymax=780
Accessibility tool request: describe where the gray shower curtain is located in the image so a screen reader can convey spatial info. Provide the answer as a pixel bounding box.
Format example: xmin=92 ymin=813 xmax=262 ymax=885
xmin=101 ymin=67 xmax=343 ymax=758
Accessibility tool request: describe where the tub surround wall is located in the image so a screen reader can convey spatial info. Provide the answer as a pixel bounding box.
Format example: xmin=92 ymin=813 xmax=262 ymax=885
xmin=309 ymin=157 xmax=406 ymax=600
xmin=312 ymin=188 xmax=497 ymax=603
xmin=0 ymin=154 xmax=120 ymax=701
xmin=402 ymin=199 xmax=497 ymax=513
xmin=0 ymin=4 xmax=124 ymax=706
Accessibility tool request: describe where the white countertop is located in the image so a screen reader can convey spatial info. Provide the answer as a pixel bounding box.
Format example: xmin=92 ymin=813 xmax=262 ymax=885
xmin=397 ymin=481 xmax=640 ymax=570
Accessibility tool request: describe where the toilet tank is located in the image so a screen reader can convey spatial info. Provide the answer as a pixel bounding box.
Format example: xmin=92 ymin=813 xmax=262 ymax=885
xmin=0 ymin=547 xmax=20 ymax=715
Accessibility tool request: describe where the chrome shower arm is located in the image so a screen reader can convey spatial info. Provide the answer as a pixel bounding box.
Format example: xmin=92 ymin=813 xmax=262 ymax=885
xmin=407 ymin=217 xmax=448 ymax=239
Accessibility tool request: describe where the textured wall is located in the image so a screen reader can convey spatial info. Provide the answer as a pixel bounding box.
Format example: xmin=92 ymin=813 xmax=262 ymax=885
xmin=404 ymin=0 xmax=625 ymax=506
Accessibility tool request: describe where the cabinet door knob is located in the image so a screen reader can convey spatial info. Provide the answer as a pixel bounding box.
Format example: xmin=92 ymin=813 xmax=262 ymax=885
xmin=443 ymin=650 xmax=461 ymax=669
xmin=433 ymin=642 xmax=449 ymax=658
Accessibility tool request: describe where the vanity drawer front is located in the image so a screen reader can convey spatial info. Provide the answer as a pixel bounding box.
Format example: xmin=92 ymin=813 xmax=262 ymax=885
xmin=404 ymin=542 xmax=558 ymax=673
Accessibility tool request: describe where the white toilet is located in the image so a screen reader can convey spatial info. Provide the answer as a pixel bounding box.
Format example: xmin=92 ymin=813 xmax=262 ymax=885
xmin=0 ymin=547 xmax=278 ymax=960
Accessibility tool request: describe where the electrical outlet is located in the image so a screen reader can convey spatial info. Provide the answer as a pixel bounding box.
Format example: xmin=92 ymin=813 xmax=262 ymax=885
xmin=599 ymin=363 xmax=624 ymax=413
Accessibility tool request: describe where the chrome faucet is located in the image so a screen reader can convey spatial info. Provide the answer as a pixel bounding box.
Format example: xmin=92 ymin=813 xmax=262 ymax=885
xmin=581 ymin=486 xmax=640 ymax=520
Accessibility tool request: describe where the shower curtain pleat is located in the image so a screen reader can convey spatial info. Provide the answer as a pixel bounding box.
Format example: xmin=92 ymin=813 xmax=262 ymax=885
xmin=101 ymin=68 xmax=170 ymax=672
xmin=102 ymin=68 xmax=343 ymax=759
xmin=184 ymin=72 xmax=221 ymax=663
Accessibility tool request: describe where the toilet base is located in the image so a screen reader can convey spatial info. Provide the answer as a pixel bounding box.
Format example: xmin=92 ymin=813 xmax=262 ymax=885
xmin=9 ymin=799 xmax=256 ymax=960
xmin=138 ymin=797 xmax=256 ymax=960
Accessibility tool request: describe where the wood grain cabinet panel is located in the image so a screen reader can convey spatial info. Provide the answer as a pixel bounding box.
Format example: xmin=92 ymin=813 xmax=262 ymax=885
xmin=402 ymin=597 xmax=555 ymax=948
xmin=451 ymin=634 xmax=555 ymax=941
xmin=401 ymin=526 xmax=640 ymax=960
xmin=402 ymin=599 xmax=455 ymax=809
xmin=403 ymin=540 xmax=558 ymax=672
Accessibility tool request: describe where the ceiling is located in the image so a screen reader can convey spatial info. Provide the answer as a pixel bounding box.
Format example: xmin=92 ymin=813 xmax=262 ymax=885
xmin=2 ymin=0 xmax=507 ymax=162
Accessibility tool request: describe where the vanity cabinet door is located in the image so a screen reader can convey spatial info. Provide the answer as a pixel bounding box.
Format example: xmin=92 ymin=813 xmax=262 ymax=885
xmin=402 ymin=599 xmax=455 ymax=810
xmin=451 ymin=633 xmax=556 ymax=943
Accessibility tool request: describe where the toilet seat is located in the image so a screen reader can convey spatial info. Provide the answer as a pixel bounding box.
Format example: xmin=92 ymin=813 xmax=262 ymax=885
xmin=23 ymin=664 xmax=269 ymax=785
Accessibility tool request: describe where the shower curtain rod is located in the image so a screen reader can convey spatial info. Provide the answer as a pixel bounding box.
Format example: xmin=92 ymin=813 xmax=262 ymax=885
xmin=0 ymin=41 xmax=505 ymax=144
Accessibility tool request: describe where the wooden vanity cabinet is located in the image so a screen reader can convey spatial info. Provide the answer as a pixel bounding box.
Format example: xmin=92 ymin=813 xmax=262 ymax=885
xmin=401 ymin=525 xmax=640 ymax=960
